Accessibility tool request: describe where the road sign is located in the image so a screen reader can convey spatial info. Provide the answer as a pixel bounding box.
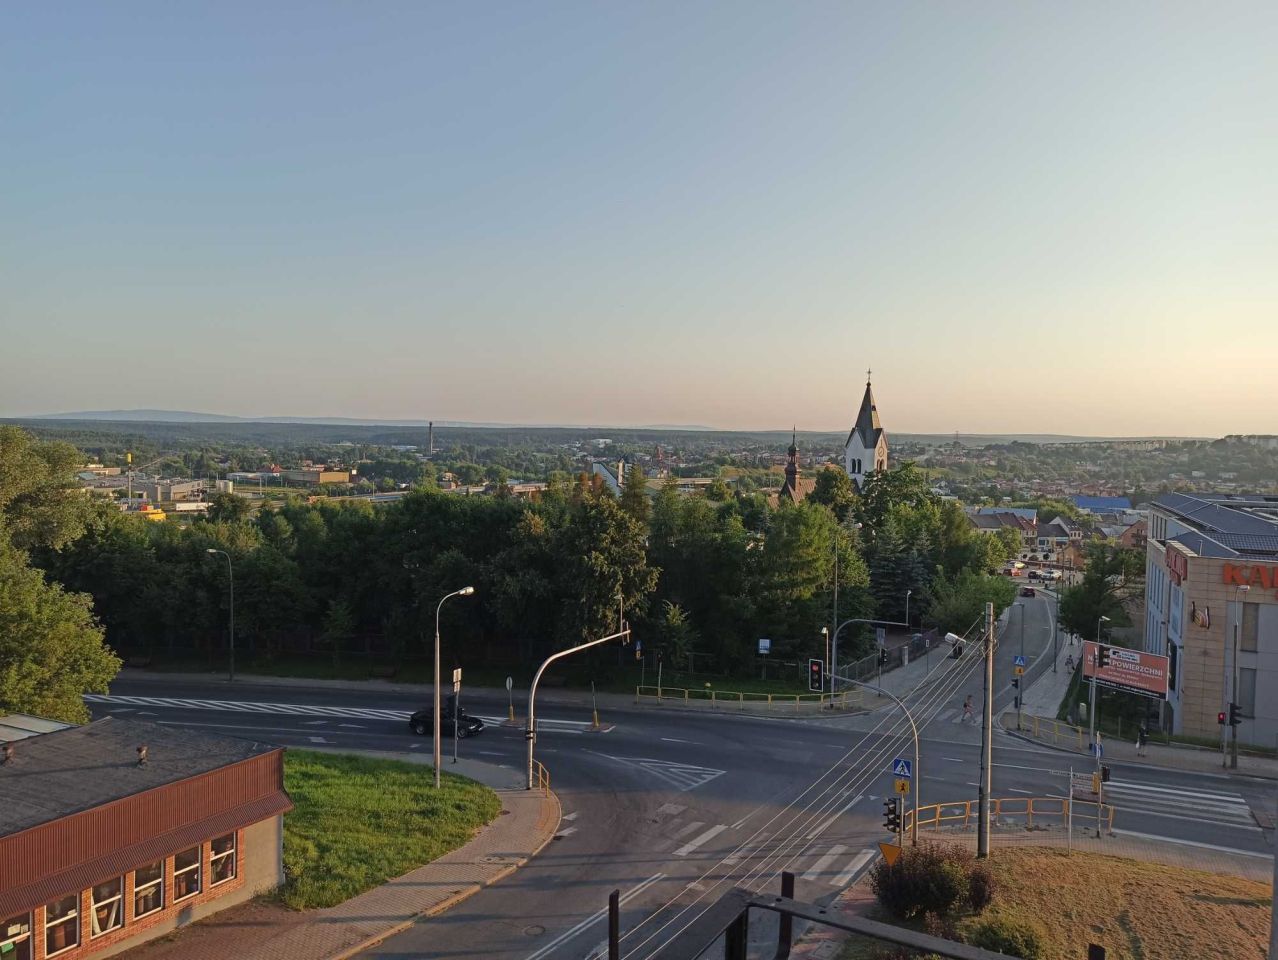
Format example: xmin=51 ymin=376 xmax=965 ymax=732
xmin=875 ymin=627 xmax=887 ymax=647
xmin=878 ymin=842 xmax=901 ymax=865
xmin=758 ymin=638 xmax=771 ymax=655
xmin=894 ymin=778 xmax=911 ymax=795
xmin=506 ymin=676 xmax=513 ymax=692
xmin=891 ymin=758 xmax=912 ymax=778
xmin=1013 ymin=655 xmax=1027 ymax=667
xmin=1014 ymin=665 xmax=1025 ymax=676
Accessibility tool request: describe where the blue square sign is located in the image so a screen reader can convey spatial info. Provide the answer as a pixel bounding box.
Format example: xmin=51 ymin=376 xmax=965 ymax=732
xmin=1013 ymin=655 xmax=1027 ymax=667
xmin=891 ymin=758 xmax=912 ymax=778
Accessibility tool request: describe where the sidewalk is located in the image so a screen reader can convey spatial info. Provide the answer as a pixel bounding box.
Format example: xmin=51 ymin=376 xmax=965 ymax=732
xmin=129 ymin=758 xmax=560 ymax=960
xmin=1008 ymin=637 xmax=1278 ymax=781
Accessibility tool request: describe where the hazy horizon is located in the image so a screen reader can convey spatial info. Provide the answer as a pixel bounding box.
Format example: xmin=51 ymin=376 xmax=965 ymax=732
xmin=4 ymin=3 xmax=1275 ymax=435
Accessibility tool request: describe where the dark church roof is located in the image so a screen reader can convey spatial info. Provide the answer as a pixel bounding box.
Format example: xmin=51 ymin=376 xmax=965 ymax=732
xmin=846 ymin=380 xmax=885 ymax=450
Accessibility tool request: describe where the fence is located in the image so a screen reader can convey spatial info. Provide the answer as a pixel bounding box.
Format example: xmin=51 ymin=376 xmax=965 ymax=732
xmin=904 ymin=796 xmax=1115 ymax=835
xmin=531 ymin=759 xmax=551 ymax=795
xmin=634 ymin=685 xmax=861 ymax=712
xmin=1008 ymin=712 xmax=1090 ymax=749
xmin=836 ymin=628 xmax=939 ymax=686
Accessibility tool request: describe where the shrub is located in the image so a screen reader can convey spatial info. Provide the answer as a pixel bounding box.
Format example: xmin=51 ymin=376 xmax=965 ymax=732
xmin=969 ymin=916 xmax=1044 ymax=958
xmin=922 ymin=911 xmax=957 ymax=941
xmin=871 ymin=844 xmax=970 ymax=919
xmin=967 ymin=863 xmax=996 ymax=912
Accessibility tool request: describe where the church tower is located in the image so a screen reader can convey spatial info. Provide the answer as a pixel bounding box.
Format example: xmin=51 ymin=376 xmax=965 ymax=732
xmin=777 ymin=428 xmax=815 ymax=504
xmin=844 ymin=373 xmax=888 ymax=490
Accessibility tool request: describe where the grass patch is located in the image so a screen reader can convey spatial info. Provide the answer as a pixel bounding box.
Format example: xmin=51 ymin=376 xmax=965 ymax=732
xmin=279 ymin=750 xmax=501 ymax=910
xmin=840 ymin=847 xmax=1271 ymax=959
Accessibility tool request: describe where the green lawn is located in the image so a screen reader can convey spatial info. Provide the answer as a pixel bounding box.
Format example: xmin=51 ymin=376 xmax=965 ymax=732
xmin=279 ymin=750 xmax=501 ymax=910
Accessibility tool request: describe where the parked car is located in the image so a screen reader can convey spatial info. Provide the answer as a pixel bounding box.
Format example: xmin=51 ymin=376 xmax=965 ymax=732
xmin=1020 ymin=586 xmax=1036 ymax=597
xmin=1027 ymin=570 xmax=1041 ymax=581
xmin=409 ymin=696 xmax=485 ymax=738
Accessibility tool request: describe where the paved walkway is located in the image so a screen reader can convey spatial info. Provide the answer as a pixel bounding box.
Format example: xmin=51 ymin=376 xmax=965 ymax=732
xmin=128 ymin=757 xmax=560 ymax=960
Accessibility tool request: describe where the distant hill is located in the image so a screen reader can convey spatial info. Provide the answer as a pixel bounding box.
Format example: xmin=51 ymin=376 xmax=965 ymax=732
xmin=22 ymin=409 xmax=722 ymax=430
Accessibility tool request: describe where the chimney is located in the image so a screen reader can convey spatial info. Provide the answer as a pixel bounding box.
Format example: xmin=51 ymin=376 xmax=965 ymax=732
xmin=137 ymin=745 xmax=148 ymax=767
xmin=2 ymin=743 xmax=13 ymax=765
xmin=429 ymin=421 xmax=434 ymax=455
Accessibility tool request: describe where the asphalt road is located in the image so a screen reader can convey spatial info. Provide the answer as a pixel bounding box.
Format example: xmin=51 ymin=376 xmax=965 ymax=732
xmin=86 ymin=595 xmax=1276 ymax=959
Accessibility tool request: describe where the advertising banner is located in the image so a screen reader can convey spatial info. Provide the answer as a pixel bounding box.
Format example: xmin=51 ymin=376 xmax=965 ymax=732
xmin=1083 ymin=641 xmax=1169 ymax=700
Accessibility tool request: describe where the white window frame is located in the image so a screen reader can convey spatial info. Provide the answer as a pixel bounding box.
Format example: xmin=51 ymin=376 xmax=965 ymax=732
xmin=133 ymin=862 xmax=165 ymax=919
xmin=43 ymin=894 xmax=79 ymax=958
xmin=90 ymin=877 xmax=124 ymax=938
xmin=1 ymin=911 xmax=32 ymax=959
xmin=209 ymin=833 xmax=237 ymax=887
xmin=173 ymin=847 xmax=202 ymax=903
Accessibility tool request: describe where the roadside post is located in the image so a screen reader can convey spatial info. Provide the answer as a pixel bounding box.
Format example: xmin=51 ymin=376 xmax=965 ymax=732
xmin=506 ymin=675 xmax=515 ymax=723
xmin=892 ymin=756 xmax=912 ymax=847
xmin=1013 ymin=655 xmax=1027 ymax=729
xmin=591 ymin=680 xmax=601 ymax=731
xmin=657 ymin=650 xmax=663 ymax=698
xmin=453 ymin=667 xmax=461 ymax=764
xmin=977 ymin=602 xmax=994 ymax=858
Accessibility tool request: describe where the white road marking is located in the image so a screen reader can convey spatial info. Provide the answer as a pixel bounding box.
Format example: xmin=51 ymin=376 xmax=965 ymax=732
xmin=672 ymin=820 xmax=705 ymax=840
xmin=556 ymin=826 xmax=578 ymax=837
xmin=338 ymin=723 xmax=365 ymax=729
xmin=724 ymin=832 xmax=768 ymax=865
xmin=675 ymin=824 xmax=727 ymax=857
xmin=301 ymin=720 xmax=329 ymax=726
xmin=944 ymin=757 xmax=965 ymax=762
xmin=562 ymin=811 xmax=579 ymax=821
xmin=661 ymin=737 xmax=699 ymax=744
xmin=307 ymin=736 xmax=330 ymax=744
xmin=802 ymin=844 xmax=847 ymax=881
xmin=1112 ymin=830 xmax=1272 ymax=859
xmin=655 ymin=803 xmax=686 ymax=817
xmin=1009 ymin=788 xmax=1032 ymax=794
xmin=807 ymin=795 xmax=862 ymax=839
xmin=833 ymin=849 xmax=876 ymax=886
xmin=522 ymin=873 xmax=665 ymax=960
xmin=593 ymin=753 xmax=726 ymax=792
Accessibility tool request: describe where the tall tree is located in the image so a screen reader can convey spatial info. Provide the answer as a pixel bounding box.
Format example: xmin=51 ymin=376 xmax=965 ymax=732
xmin=808 ymin=467 xmax=857 ymax=522
xmin=620 ymin=465 xmax=651 ymax=526
xmin=0 ymin=426 xmax=92 ymax=551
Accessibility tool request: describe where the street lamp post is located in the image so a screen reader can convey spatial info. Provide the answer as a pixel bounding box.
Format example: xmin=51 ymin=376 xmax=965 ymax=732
xmin=829 ymin=616 xmax=909 ymax=700
xmin=905 ymin=590 xmax=912 ymax=634
xmin=205 ymin=549 xmax=235 ymax=683
xmin=434 ymin=587 xmax=475 ymax=789
xmin=821 ymin=626 xmax=830 ymax=694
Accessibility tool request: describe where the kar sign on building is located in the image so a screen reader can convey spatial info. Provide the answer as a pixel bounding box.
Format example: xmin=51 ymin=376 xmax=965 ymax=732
xmin=1083 ymin=641 xmax=1170 ymax=700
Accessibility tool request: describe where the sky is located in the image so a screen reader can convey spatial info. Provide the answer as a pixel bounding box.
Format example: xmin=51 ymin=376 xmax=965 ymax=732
xmin=2 ymin=3 xmax=1275 ymax=436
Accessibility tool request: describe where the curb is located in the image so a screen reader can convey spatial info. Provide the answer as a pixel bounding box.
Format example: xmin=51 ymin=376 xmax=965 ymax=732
xmin=997 ymin=716 xmax=1278 ymax=783
xmin=326 ymin=788 xmax=561 ymax=960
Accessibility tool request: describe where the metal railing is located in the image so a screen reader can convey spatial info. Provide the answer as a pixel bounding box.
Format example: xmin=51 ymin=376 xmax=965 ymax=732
xmin=530 ymin=759 xmax=550 ymax=795
xmin=1011 ymin=712 xmax=1089 ymax=749
xmin=905 ymin=796 xmax=1114 ymax=833
xmin=634 ymin=685 xmax=860 ymax=711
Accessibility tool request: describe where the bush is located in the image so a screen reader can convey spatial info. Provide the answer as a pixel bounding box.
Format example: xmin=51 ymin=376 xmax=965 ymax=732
xmin=967 ymin=863 xmax=996 ymax=912
xmin=871 ymin=844 xmax=970 ymax=919
xmin=969 ymin=916 xmax=1044 ymax=958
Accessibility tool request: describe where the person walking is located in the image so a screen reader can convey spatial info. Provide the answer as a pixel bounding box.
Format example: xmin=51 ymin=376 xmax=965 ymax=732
xmin=961 ymin=694 xmax=975 ymax=724
xmin=1136 ymin=722 xmax=1149 ymax=757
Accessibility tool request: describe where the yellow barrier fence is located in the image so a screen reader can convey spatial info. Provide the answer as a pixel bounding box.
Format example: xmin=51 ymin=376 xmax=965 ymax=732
xmin=634 ymin=685 xmax=862 ymax=711
xmin=532 ymin=759 xmax=551 ymax=796
xmin=1009 ymin=712 xmax=1089 ymax=750
xmin=904 ymin=796 xmax=1114 ymax=834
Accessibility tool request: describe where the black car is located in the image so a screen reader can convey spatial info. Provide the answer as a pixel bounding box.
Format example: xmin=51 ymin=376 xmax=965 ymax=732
xmin=408 ymin=696 xmax=485 ymax=738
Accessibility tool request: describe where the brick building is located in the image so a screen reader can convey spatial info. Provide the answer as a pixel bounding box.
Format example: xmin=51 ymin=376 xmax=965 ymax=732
xmin=0 ymin=717 xmax=291 ymax=959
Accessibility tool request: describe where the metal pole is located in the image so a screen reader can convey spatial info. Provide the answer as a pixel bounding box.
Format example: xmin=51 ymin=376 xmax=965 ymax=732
xmin=608 ymin=889 xmax=620 ymax=960
xmin=833 ymin=674 xmax=921 ymax=846
xmin=226 ymin=555 xmax=235 ymax=684
xmin=527 ymin=627 xmax=631 ymax=789
xmin=433 ymin=587 xmax=474 ymax=789
xmin=1088 ymin=678 xmax=1096 ymax=756
xmin=776 ymin=871 xmax=795 ymax=959
xmin=977 ymin=601 xmax=994 ymax=858
xmin=453 ymin=678 xmax=459 ymax=764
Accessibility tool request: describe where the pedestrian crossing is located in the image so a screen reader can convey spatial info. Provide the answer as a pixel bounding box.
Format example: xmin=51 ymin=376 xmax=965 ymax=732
xmin=1101 ymin=779 xmax=1257 ymax=830
xmin=934 ymin=708 xmax=982 ymax=726
xmin=83 ymin=694 xmax=593 ymax=732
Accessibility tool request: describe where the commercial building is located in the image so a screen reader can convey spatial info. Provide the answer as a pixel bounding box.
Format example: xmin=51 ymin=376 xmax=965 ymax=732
xmin=133 ymin=480 xmax=204 ymax=503
xmin=281 ymin=469 xmax=351 ymax=486
xmin=1144 ymin=493 xmax=1278 ymax=743
xmin=0 ymin=716 xmax=291 ymax=960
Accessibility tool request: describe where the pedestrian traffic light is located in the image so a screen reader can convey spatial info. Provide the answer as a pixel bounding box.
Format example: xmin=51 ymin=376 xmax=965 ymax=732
xmin=1229 ymin=702 xmax=1243 ymax=726
xmin=1011 ymin=677 xmax=1019 ymax=689
xmin=879 ymin=648 xmax=889 ymax=666
xmin=1096 ymin=645 xmax=1111 ymax=669
xmin=1218 ymin=710 xmax=1227 ymax=725
xmin=883 ymin=797 xmax=900 ymax=834
xmin=808 ymin=658 xmax=824 ymax=693
xmin=1101 ymin=765 xmax=1111 ymax=782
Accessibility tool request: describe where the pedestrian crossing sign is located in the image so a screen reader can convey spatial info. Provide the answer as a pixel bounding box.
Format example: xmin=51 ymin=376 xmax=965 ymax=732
xmin=1013 ymin=655 xmax=1027 ymax=667
xmin=894 ymin=778 xmax=911 ymax=795
xmin=891 ymin=758 xmax=912 ymax=778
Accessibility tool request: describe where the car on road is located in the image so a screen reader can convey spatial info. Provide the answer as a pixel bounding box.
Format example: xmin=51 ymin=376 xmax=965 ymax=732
xmin=1020 ymin=586 xmax=1036 ymax=597
xmin=409 ymin=696 xmax=485 ymax=738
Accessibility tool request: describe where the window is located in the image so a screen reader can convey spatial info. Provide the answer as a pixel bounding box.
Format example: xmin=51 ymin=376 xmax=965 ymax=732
xmin=174 ymin=847 xmax=201 ymax=902
xmin=1 ymin=911 xmax=32 ymax=960
xmin=133 ymin=862 xmax=164 ymax=919
xmin=1242 ymin=602 xmax=1259 ymax=652
xmin=90 ymin=878 xmax=124 ymax=937
xmin=1239 ymin=667 xmax=1257 ymax=718
xmin=44 ymin=895 xmax=78 ymax=957
xmin=210 ymin=833 xmax=237 ymax=886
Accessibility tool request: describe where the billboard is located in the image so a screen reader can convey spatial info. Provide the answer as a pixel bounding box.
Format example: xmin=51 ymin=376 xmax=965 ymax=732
xmin=1083 ymin=641 xmax=1169 ymax=700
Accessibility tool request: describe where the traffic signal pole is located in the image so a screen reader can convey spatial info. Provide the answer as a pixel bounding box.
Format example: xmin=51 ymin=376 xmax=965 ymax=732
xmin=977 ymin=602 xmax=994 ymax=858
xmin=834 ymin=674 xmax=921 ymax=846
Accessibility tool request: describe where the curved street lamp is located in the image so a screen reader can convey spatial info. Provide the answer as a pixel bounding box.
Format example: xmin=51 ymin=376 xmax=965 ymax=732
xmin=205 ymin=549 xmax=235 ymax=682
xmin=434 ymin=586 xmax=475 ymax=788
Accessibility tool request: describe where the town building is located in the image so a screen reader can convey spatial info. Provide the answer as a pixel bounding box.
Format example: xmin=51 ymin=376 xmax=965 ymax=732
xmin=1144 ymin=493 xmax=1278 ymax=742
xmin=282 ymin=469 xmax=351 ymax=486
xmin=776 ymin=431 xmax=816 ymax=505
xmin=0 ymin=716 xmax=291 ymax=960
xmin=133 ymin=480 xmax=204 ymax=503
xmin=843 ymin=376 xmax=887 ymax=490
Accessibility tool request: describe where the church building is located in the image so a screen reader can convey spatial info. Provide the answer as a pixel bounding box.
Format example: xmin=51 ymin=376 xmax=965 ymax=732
xmin=775 ymin=429 xmax=817 ymax=505
xmin=844 ymin=375 xmax=888 ymax=489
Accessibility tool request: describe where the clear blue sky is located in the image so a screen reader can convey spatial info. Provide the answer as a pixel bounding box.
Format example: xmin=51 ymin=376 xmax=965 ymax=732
xmin=3 ymin=3 xmax=1275 ymax=435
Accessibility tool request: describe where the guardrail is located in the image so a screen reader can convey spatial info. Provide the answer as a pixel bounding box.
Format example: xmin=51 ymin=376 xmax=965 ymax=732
xmin=634 ymin=685 xmax=862 ymax=711
xmin=904 ymin=796 xmax=1114 ymax=833
xmin=531 ymin=759 xmax=551 ymax=796
xmin=1007 ymin=711 xmax=1089 ymax=749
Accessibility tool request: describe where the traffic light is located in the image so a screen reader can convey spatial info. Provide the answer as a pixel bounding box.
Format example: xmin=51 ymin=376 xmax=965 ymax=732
xmin=951 ymin=640 xmax=963 ymax=659
xmin=1218 ymin=710 xmax=1227 ymax=725
xmin=879 ymin=648 xmax=889 ymax=666
xmin=1101 ymin=765 xmax=1111 ymax=782
xmin=1229 ymin=702 xmax=1243 ymax=726
xmin=1011 ymin=677 xmax=1020 ymax=689
xmin=808 ymin=658 xmax=824 ymax=693
xmin=883 ymin=797 xmax=900 ymax=834
xmin=1096 ymin=645 xmax=1111 ymax=669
